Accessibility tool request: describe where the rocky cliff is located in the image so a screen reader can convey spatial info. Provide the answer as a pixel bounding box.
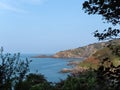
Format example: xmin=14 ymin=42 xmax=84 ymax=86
xmin=53 ymin=42 xmax=106 ymax=58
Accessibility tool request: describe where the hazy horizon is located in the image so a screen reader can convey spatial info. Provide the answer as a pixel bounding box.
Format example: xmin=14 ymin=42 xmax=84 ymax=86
xmin=0 ymin=0 xmax=111 ymax=54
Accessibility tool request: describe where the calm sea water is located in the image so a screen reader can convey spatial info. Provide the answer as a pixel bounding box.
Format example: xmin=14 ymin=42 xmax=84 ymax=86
xmin=20 ymin=54 xmax=82 ymax=82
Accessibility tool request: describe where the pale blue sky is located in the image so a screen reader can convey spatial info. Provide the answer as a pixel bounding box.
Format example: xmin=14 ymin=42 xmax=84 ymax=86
xmin=0 ymin=0 xmax=111 ymax=54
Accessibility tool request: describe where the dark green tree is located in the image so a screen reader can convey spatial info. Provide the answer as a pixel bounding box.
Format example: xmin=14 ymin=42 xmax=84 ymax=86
xmin=83 ymin=0 xmax=120 ymax=40
xmin=0 ymin=47 xmax=31 ymax=90
xmin=83 ymin=0 xmax=120 ymax=25
xmin=14 ymin=73 xmax=49 ymax=90
xmin=83 ymin=0 xmax=120 ymax=89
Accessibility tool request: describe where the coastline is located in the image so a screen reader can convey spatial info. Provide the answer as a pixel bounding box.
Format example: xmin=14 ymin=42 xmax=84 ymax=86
xmin=32 ymin=54 xmax=85 ymax=59
xmin=32 ymin=54 xmax=86 ymax=75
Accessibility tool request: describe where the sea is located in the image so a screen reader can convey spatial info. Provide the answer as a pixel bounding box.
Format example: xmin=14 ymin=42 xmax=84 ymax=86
xmin=10 ymin=54 xmax=83 ymax=83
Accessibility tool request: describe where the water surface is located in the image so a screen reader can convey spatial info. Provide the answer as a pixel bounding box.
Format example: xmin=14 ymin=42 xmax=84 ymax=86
xmin=21 ymin=54 xmax=82 ymax=82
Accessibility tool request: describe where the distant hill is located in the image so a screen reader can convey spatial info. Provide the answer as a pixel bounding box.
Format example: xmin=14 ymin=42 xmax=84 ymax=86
xmin=53 ymin=42 xmax=106 ymax=58
xmin=53 ymin=39 xmax=120 ymax=59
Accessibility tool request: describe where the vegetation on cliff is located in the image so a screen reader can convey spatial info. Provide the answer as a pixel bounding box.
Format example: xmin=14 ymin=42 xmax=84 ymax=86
xmin=54 ymin=39 xmax=120 ymax=60
xmin=78 ymin=39 xmax=120 ymax=69
xmin=53 ymin=42 xmax=105 ymax=58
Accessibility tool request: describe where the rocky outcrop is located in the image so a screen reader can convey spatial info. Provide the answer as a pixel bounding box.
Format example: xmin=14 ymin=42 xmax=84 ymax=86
xmin=60 ymin=66 xmax=88 ymax=74
xmin=60 ymin=68 xmax=72 ymax=73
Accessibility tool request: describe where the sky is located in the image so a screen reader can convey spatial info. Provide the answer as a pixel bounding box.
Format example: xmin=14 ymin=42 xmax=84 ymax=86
xmin=0 ymin=0 xmax=112 ymax=54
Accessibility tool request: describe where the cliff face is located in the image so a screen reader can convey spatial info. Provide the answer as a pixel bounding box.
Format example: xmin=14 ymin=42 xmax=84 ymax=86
xmin=53 ymin=42 xmax=106 ymax=58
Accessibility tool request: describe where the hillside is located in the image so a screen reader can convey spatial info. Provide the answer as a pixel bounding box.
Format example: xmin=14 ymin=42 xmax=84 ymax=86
xmin=76 ymin=39 xmax=120 ymax=70
xmin=60 ymin=39 xmax=120 ymax=74
xmin=53 ymin=42 xmax=106 ymax=58
xmin=53 ymin=39 xmax=120 ymax=59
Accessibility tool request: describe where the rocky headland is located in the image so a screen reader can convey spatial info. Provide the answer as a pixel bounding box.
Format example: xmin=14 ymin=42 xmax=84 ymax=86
xmin=34 ymin=39 xmax=120 ymax=74
xmin=53 ymin=42 xmax=106 ymax=59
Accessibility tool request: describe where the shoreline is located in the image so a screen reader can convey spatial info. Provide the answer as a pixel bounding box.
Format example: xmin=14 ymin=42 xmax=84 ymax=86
xmin=32 ymin=54 xmax=86 ymax=75
xmin=31 ymin=55 xmax=85 ymax=59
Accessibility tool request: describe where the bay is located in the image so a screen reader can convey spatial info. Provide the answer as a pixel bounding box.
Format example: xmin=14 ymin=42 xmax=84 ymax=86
xmin=21 ymin=54 xmax=79 ymax=82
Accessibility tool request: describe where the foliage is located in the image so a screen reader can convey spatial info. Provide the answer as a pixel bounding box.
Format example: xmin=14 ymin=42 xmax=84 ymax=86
xmin=79 ymin=57 xmax=99 ymax=69
xmin=30 ymin=82 xmax=54 ymax=90
xmin=83 ymin=0 xmax=120 ymax=41
xmin=14 ymin=73 xmax=50 ymax=90
xmin=26 ymin=73 xmax=47 ymax=85
xmin=83 ymin=0 xmax=120 ymax=25
xmin=96 ymin=59 xmax=120 ymax=90
xmin=94 ymin=28 xmax=120 ymax=40
xmin=83 ymin=0 xmax=120 ymax=89
xmin=94 ymin=42 xmax=120 ymax=89
xmin=0 ymin=47 xmax=31 ymax=90
xmin=54 ymin=70 xmax=97 ymax=90
xmin=65 ymin=71 xmax=96 ymax=90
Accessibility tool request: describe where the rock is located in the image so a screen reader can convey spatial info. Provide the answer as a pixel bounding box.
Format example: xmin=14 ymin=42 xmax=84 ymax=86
xmin=60 ymin=68 xmax=72 ymax=73
xmin=71 ymin=66 xmax=88 ymax=76
xmin=67 ymin=61 xmax=80 ymax=66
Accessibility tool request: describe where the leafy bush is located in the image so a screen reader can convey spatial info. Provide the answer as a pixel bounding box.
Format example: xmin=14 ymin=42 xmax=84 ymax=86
xmin=30 ymin=82 xmax=54 ymax=90
xmin=0 ymin=47 xmax=31 ymax=90
xmin=54 ymin=70 xmax=96 ymax=90
xmin=96 ymin=59 xmax=120 ymax=90
xmin=14 ymin=73 xmax=49 ymax=90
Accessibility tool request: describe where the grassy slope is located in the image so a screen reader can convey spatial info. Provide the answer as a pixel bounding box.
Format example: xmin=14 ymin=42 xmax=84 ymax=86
xmin=54 ymin=42 xmax=105 ymax=58
xmin=79 ymin=46 xmax=120 ymax=69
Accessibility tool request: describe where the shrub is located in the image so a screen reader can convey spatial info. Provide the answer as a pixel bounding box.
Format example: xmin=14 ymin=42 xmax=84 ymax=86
xmin=54 ymin=70 xmax=97 ymax=90
xmin=0 ymin=47 xmax=31 ymax=90
xmin=14 ymin=73 xmax=51 ymax=90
